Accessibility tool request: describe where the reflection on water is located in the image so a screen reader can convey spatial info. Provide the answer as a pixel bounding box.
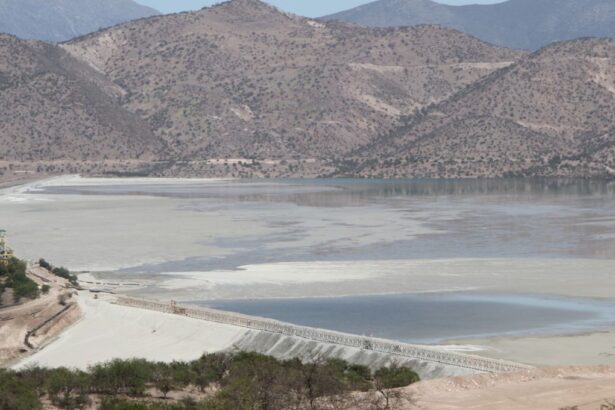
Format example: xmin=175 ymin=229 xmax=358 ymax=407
xmin=205 ymin=293 xmax=615 ymax=344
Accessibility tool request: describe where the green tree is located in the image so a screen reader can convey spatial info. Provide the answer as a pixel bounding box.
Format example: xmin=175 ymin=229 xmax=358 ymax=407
xmin=373 ymin=365 xmax=420 ymax=409
xmin=38 ymin=258 xmax=53 ymax=270
xmin=152 ymin=363 xmax=174 ymax=399
xmin=191 ymin=353 xmax=230 ymax=391
xmin=46 ymin=367 xmax=90 ymax=409
xmin=373 ymin=365 xmax=419 ymax=389
xmin=0 ymin=369 xmax=42 ymax=410
xmin=4 ymin=257 xmax=39 ymax=302
xmin=90 ymin=359 xmax=150 ymax=396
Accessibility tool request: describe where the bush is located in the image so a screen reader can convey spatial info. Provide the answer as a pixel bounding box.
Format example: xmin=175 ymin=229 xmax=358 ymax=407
xmin=374 ymin=364 xmax=420 ymax=389
xmin=2 ymin=257 xmax=39 ymax=302
xmin=39 ymin=258 xmax=78 ymax=285
xmin=10 ymin=275 xmax=39 ymax=301
xmin=41 ymin=284 xmax=51 ymax=294
xmin=52 ymin=267 xmax=78 ymax=286
xmin=38 ymin=258 xmax=52 ymax=271
xmin=324 ymin=358 xmax=372 ymax=391
xmin=191 ymin=353 xmax=229 ymax=391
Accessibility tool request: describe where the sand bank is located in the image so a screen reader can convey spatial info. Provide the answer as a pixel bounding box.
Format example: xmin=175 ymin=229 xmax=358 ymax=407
xmin=107 ymin=258 xmax=615 ymax=302
xmin=448 ymin=331 xmax=615 ymax=367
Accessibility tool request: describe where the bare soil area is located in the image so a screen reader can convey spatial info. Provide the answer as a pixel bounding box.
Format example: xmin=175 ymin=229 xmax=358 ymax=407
xmin=408 ymin=366 xmax=615 ymax=409
xmin=0 ymin=265 xmax=81 ymax=367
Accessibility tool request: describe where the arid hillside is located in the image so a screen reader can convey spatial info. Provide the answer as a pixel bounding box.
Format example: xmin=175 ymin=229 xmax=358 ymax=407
xmin=348 ymin=38 xmax=615 ymax=178
xmin=0 ymin=34 xmax=162 ymax=165
xmin=1 ymin=0 xmax=613 ymax=180
xmin=63 ymin=0 xmax=521 ymax=163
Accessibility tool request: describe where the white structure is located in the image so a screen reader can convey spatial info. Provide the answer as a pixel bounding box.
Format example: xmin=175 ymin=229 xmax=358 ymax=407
xmin=0 ymin=229 xmax=13 ymax=266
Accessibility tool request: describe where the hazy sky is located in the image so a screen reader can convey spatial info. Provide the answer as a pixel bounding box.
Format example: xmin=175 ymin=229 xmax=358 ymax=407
xmin=135 ymin=0 xmax=504 ymax=17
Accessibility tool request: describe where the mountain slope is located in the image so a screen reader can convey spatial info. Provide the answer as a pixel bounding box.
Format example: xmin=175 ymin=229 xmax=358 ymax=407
xmin=0 ymin=0 xmax=159 ymax=42
xmin=63 ymin=0 xmax=521 ymax=164
xmin=0 ymin=34 xmax=162 ymax=164
xmin=324 ymin=0 xmax=615 ymax=50
xmin=349 ymin=38 xmax=615 ymax=178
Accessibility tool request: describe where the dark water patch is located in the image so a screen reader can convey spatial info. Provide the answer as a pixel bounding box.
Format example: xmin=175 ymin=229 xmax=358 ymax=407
xmin=202 ymin=293 xmax=615 ymax=344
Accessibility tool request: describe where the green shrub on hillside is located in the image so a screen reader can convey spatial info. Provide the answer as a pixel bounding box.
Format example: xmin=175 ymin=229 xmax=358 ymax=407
xmin=39 ymin=258 xmax=78 ymax=285
xmin=0 ymin=257 xmax=39 ymax=302
xmin=38 ymin=258 xmax=53 ymax=271
xmin=9 ymin=275 xmax=39 ymax=301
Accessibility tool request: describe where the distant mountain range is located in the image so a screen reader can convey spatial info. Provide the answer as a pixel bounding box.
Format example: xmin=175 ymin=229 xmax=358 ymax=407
xmin=1 ymin=0 xmax=613 ymax=179
xmin=0 ymin=0 xmax=159 ymax=42
xmin=324 ymin=0 xmax=615 ymax=50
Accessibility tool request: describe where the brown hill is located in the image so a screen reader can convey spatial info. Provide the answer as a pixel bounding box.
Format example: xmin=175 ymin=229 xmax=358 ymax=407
xmin=2 ymin=0 xmax=611 ymax=180
xmin=349 ymin=38 xmax=615 ymax=178
xmin=63 ymin=0 xmax=521 ymax=164
xmin=0 ymin=34 xmax=162 ymax=163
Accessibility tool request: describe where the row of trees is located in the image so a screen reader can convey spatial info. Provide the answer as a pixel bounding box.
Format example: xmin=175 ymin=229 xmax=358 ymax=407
xmin=0 ymin=257 xmax=39 ymax=303
xmin=0 ymin=352 xmax=419 ymax=410
xmin=39 ymin=258 xmax=79 ymax=286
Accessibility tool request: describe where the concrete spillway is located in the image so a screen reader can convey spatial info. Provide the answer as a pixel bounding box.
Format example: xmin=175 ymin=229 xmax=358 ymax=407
xmin=115 ymin=296 xmax=532 ymax=379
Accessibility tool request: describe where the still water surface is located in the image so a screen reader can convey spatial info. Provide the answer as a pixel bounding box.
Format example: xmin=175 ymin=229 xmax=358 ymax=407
xmin=206 ymin=292 xmax=615 ymax=343
xmin=2 ymin=177 xmax=615 ymax=340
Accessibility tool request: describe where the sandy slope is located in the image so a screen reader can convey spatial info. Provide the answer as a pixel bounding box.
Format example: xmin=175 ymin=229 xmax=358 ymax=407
xmin=15 ymin=292 xmax=248 ymax=369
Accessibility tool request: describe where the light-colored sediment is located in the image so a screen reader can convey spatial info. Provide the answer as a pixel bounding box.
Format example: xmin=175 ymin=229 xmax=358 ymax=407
xmin=78 ymin=258 xmax=615 ymax=302
xmin=15 ymin=292 xmax=248 ymax=370
xmin=448 ymin=331 xmax=615 ymax=367
xmin=408 ymin=366 xmax=615 ymax=409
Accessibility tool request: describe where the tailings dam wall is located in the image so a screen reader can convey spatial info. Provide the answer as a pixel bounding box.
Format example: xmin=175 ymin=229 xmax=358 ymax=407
xmin=114 ymin=296 xmax=532 ymax=379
